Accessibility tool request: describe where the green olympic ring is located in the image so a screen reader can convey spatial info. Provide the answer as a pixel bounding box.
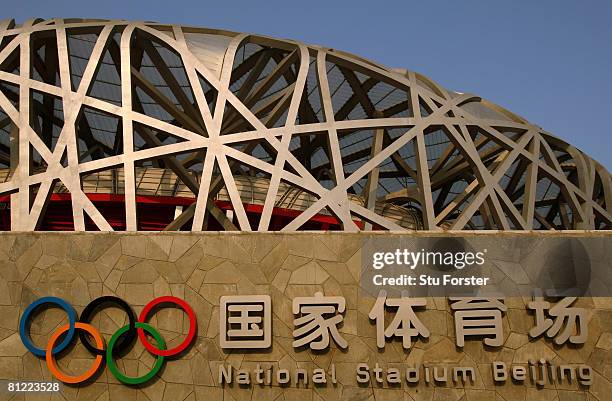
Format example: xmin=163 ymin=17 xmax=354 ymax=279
xmin=106 ymin=322 xmax=166 ymax=385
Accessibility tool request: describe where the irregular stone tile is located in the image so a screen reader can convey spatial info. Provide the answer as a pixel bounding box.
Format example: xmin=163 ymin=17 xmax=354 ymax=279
xmin=104 ymin=269 xmax=123 ymax=292
xmin=9 ymin=235 xmax=38 ymax=261
xmin=68 ymin=235 xmax=95 ymax=261
xmin=194 ymin=386 xmax=222 ymax=401
xmin=287 ymin=236 xmax=315 ymax=259
xmin=147 ymin=236 xmax=173 ymax=261
xmin=345 ymin=250 xmax=361 ymax=284
xmin=227 ymin=236 xmax=252 ymax=265
xmin=88 ymin=234 xmax=120 ymax=261
xmin=153 ymin=275 xmax=172 ymax=297
xmin=20 ymin=352 xmax=42 ymax=380
xmin=95 ymin=241 xmax=122 ymax=279
xmin=491 ymin=260 xmax=531 ymax=285
xmin=69 ymin=260 xmax=102 ymax=283
xmin=507 ymin=309 xmax=531 ymax=334
xmin=260 ymin=241 xmax=289 ymax=281
xmin=513 ymin=341 xmax=557 ymax=364
xmin=252 ymin=235 xmax=283 ymax=263
xmin=16 ymin=239 xmax=43 ymax=279
xmin=0 ymin=355 xmax=21 ymax=379
xmin=122 ymin=284 xmax=154 ymax=306
xmin=340 ymin=386 xmax=372 ymax=401
xmin=0 ymin=259 xmax=20 ymax=281
xmin=204 ymin=261 xmax=240 ymax=284
xmin=122 ymin=261 xmax=160 ymax=284
xmin=271 ymin=269 xmax=291 ymax=293
xmin=281 ymin=254 xmax=311 ymax=272
xmin=108 ymin=384 xmax=138 ymax=401
xmin=0 ymin=277 xmax=13 ymax=305
xmin=114 ymin=255 xmax=143 ymax=271
xmin=162 ymin=382 xmax=193 ymax=399
xmin=289 ymin=262 xmax=329 ymax=285
xmin=557 ymin=390 xmax=587 ymax=401
xmin=234 ymin=262 xmax=268 ymax=285
xmin=495 ymin=382 xmax=526 ymax=401
xmin=76 ymin=383 xmax=108 ymax=401
xmin=0 ymin=333 xmax=27 ymax=356
xmin=596 ymin=332 xmax=612 ymax=351
xmin=198 ymin=283 xmax=236 ymax=305
xmin=504 ymin=333 xmax=529 ymax=350
xmin=121 ymin=236 xmax=147 ymax=259
xmin=422 ymin=338 xmax=464 ymax=364
xmin=432 ymin=388 xmax=463 ymax=401
xmin=175 ymin=242 xmax=204 ymax=281
xmin=167 ymin=236 xmax=198 ymax=261
xmin=70 ymin=276 xmax=91 ymax=306
xmin=314 ymin=237 xmax=340 ymax=262
xmin=317 ymin=261 xmax=356 ymax=285
xmin=186 ymin=268 xmax=206 ymax=291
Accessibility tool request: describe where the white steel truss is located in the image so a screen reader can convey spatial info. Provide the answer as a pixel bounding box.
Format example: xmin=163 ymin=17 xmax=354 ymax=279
xmin=0 ymin=18 xmax=609 ymax=231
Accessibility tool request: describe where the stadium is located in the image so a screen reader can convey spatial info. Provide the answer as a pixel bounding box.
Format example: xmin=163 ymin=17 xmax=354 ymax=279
xmin=0 ymin=18 xmax=609 ymax=232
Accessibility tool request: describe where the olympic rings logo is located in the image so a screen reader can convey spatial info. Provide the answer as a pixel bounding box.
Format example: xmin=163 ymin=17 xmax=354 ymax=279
xmin=19 ymin=296 xmax=197 ymax=385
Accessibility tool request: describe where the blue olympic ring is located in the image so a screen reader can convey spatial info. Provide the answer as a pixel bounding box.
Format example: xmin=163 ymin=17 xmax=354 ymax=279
xmin=19 ymin=297 xmax=77 ymax=357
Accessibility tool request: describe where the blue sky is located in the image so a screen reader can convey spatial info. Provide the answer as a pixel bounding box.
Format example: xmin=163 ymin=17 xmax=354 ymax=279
xmin=7 ymin=0 xmax=612 ymax=168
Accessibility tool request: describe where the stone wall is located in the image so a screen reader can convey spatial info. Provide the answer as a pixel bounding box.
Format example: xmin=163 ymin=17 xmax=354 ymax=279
xmin=0 ymin=232 xmax=610 ymax=401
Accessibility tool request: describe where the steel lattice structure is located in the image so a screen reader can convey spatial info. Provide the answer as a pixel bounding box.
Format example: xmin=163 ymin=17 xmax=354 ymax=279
xmin=0 ymin=18 xmax=609 ymax=231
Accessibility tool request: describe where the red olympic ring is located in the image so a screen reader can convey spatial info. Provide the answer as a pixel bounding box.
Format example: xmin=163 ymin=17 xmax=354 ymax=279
xmin=137 ymin=296 xmax=197 ymax=357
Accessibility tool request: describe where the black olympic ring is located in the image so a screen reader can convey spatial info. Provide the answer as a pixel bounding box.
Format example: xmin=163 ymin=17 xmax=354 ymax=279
xmin=78 ymin=296 xmax=137 ymax=356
